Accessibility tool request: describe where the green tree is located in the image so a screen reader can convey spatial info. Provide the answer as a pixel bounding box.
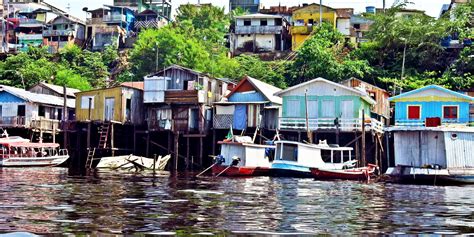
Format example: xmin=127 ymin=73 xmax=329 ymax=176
xmin=55 ymin=68 xmax=91 ymax=91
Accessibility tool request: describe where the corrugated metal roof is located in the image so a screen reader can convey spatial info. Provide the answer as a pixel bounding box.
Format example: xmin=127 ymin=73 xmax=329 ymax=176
xmin=32 ymin=82 xmax=81 ymax=98
xmin=0 ymin=85 xmax=75 ymax=108
xmin=235 ymin=13 xmax=283 ymax=19
xmin=121 ymin=82 xmax=144 ymax=90
xmin=246 ymin=76 xmax=282 ymax=105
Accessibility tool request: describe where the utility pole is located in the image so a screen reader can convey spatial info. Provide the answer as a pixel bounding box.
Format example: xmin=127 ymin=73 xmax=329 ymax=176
xmin=383 ymin=0 xmax=386 ymax=12
xmin=155 ymin=43 xmax=159 ymax=72
xmin=319 ymin=0 xmax=322 ymax=25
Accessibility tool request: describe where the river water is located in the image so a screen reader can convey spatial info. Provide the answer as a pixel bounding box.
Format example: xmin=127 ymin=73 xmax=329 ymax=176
xmin=0 ymin=167 xmax=473 ymax=235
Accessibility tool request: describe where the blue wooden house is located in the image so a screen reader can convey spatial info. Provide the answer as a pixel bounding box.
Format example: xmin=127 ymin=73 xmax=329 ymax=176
xmin=103 ymin=5 xmax=136 ymax=34
xmin=213 ymin=76 xmax=282 ymax=130
xmin=275 ymin=77 xmax=378 ymax=132
xmin=390 ymin=85 xmax=474 ymax=126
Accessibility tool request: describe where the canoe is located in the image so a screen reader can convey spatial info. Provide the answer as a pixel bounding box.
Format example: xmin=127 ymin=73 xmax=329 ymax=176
xmin=96 ymin=155 xmax=171 ymax=171
xmin=310 ymin=164 xmax=378 ymax=181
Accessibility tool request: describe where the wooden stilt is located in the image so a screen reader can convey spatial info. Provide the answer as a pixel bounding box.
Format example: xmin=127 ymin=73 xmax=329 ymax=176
xmin=186 ymin=137 xmax=190 ymax=170
xmin=146 ymin=131 xmax=150 ymax=157
xmin=355 ymin=132 xmax=360 ymax=162
xmin=86 ymin=122 xmax=91 ymax=149
xmin=199 ymin=137 xmax=203 ymax=167
xmin=174 ymin=132 xmax=179 ymax=170
xmin=212 ymin=129 xmax=216 ymax=156
xmin=133 ymin=125 xmax=136 ymax=155
xmin=336 ymin=129 xmax=340 ymax=145
xmin=375 ymin=134 xmax=379 ymax=167
xmin=110 ymin=123 xmax=115 ymax=157
xmin=52 ymin=127 xmax=56 ymax=144
xmin=298 ymin=131 xmax=301 ymax=142
xmin=361 ymin=109 xmax=366 ymax=167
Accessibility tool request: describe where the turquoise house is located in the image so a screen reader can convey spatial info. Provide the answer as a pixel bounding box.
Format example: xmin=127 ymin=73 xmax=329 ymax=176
xmin=275 ymin=78 xmax=377 ymax=131
xmin=390 ymin=85 xmax=474 ymax=126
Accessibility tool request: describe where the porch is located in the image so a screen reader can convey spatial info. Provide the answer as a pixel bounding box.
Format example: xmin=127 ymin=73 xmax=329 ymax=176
xmin=278 ymin=117 xmax=384 ymax=133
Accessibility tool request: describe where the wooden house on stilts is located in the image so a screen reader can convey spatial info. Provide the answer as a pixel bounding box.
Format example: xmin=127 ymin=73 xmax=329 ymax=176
xmin=143 ymin=65 xmax=236 ymax=170
xmin=213 ymin=76 xmax=282 ymax=153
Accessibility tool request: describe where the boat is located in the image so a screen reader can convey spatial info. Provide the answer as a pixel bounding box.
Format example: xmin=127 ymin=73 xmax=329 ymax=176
xmin=210 ymin=136 xmax=275 ymax=177
xmin=0 ymin=136 xmax=69 ymax=167
xmin=96 ymin=154 xmax=171 ymax=171
xmin=270 ymin=140 xmax=357 ymax=178
xmin=310 ymin=164 xmax=378 ymax=181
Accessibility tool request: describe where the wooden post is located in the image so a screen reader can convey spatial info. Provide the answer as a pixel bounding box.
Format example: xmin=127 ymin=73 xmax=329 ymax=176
xmin=212 ymin=129 xmax=216 ymax=155
xmin=304 ymin=89 xmax=313 ymax=144
xmin=110 ymin=123 xmax=115 ymax=157
xmin=173 ymin=132 xmax=179 ymax=170
xmin=335 ymin=128 xmax=339 ymax=145
xmin=39 ymin=118 xmax=43 ymax=143
xmin=167 ymin=131 xmax=172 ymax=154
xmin=146 ymin=131 xmax=150 ymax=157
xmin=355 ymin=131 xmax=360 ymax=162
xmin=133 ymin=126 xmax=136 ymax=154
xmin=361 ymin=109 xmax=366 ymax=167
xmin=375 ymin=133 xmax=379 ymax=167
xmin=52 ymin=126 xmax=56 ymax=144
xmin=199 ymin=137 xmax=203 ymax=167
xmin=87 ymin=122 xmax=91 ymax=149
xmin=186 ymin=137 xmax=190 ymax=170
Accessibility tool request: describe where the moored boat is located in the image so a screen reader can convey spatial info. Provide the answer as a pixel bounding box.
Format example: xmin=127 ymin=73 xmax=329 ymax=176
xmin=270 ymin=140 xmax=357 ymax=177
xmin=310 ymin=164 xmax=378 ymax=181
xmin=210 ymin=136 xmax=275 ymax=177
xmin=96 ymin=154 xmax=171 ymax=171
xmin=0 ymin=136 xmax=69 ymax=167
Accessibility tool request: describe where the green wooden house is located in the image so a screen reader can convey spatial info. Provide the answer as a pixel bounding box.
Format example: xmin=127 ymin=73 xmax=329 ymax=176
xmin=275 ymin=77 xmax=379 ymax=131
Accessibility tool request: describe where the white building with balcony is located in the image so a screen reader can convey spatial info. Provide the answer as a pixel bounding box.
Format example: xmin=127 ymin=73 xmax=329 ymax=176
xmin=43 ymin=15 xmax=85 ymax=53
xmin=230 ymin=13 xmax=290 ymax=55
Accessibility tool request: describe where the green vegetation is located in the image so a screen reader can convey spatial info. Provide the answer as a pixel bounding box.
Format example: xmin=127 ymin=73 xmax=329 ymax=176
xmin=0 ymin=2 xmax=472 ymax=93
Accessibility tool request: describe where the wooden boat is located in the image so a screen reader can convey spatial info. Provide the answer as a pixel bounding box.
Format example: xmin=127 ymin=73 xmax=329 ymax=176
xmin=210 ymin=136 xmax=275 ymax=177
xmin=310 ymin=164 xmax=378 ymax=181
xmin=270 ymin=140 xmax=357 ymax=178
xmin=96 ymin=154 xmax=171 ymax=171
xmin=0 ymin=136 xmax=69 ymax=167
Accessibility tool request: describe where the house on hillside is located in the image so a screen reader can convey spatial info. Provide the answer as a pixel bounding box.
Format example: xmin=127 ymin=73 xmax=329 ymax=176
xmin=0 ymin=85 xmax=75 ymax=131
xmin=230 ymin=13 xmax=291 ymax=55
xmin=390 ymin=85 xmax=474 ymax=127
xmin=290 ymin=3 xmax=338 ymax=50
xmin=134 ymin=9 xmax=168 ymax=32
xmin=335 ymin=8 xmax=353 ymax=39
xmin=28 ymin=82 xmax=80 ymax=99
xmin=276 ymin=78 xmax=381 ymax=132
xmin=43 ymin=14 xmax=85 ymax=53
xmin=213 ymin=76 xmax=282 ymax=131
xmin=74 ymin=83 xmax=144 ymax=125
xmin=340 ymin=78 xmax=390 ymax=123
xmin=143 ymin=65 xmax=234 ymax=135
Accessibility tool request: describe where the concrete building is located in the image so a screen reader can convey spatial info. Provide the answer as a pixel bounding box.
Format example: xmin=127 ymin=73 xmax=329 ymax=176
xmin=230 ymin=13 xmax=290 ymax=55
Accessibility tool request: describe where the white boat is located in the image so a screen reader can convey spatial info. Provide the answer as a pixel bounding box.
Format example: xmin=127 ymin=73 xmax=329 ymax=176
xmin=270 ymin=140 xmax=357 ymax=177
xmin=96 ymin=154 xmax=171 ymax=171
xmin=211 ymin=136 xmax=276 ymax=176
xmin=0 ymin=136 xmax=69 ymax=167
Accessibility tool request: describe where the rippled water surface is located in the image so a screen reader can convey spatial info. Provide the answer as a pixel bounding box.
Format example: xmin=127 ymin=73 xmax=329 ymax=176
xmin=1 ymin=167 xmax=474 ymax=235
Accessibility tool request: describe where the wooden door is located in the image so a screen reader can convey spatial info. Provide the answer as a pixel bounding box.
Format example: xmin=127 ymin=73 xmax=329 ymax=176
xmin=104 ymin=97 xmax=115 ymax=121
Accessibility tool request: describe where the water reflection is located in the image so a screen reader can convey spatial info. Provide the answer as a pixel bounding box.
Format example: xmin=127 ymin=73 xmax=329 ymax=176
xmin=0 ymin=168 xmax=473 ymax=234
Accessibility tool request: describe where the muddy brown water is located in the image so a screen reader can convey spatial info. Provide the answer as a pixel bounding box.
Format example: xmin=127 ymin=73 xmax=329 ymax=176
xmin=0 ymin=167 xmax=473 ymax=235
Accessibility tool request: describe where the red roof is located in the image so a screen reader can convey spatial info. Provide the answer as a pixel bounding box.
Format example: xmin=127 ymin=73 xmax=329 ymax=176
xmin=121 ymin=82 xmax=144 ymax=90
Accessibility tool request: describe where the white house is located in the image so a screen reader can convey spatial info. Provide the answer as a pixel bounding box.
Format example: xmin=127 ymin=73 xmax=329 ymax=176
xmin=231 ymin=13 xmax=290 ymax=55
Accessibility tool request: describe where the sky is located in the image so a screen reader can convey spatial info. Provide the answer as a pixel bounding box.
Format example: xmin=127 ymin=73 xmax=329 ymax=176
xmin=45 ymin=0 xmax=451 ymax=20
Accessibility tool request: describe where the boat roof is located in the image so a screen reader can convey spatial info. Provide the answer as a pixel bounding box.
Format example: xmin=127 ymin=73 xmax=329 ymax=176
xmin=8 ymin=142 xmax=60 ymax=148
xmin=275 ymin=140 xmax=353 ymax=151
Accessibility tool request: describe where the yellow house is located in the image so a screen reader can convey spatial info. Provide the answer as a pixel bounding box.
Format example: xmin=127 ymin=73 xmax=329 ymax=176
xmin=291 ymin=3 xmax=338 ymax=50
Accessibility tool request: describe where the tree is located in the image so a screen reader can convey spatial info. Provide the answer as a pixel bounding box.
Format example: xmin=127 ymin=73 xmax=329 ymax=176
xmin=55 ymin=68 xmax=92 ymax=91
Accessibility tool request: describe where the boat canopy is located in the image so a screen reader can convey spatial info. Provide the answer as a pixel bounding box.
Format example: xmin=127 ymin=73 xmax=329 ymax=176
xmin=8 ymin=142 xmax=60 ymax=148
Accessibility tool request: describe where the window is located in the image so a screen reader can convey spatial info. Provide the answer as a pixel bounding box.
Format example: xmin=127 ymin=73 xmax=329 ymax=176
xmin=276 ymin=143 xmax=298 ymax=161
xmin=38 ymin=105 xmax=45 ymax=117
xmin=321 ymin=100 xmax=335 ymax=118
xmin=354 ymin=24 xmax=361 ymax=29
xmin=307 ymin=100 xmax=318 ymax=118
xmin=308 ymin=19 xmax=314 ymax=25
xmin=244 ymin=20 xmax=251 ymax=26
xmin=407 ymin=105 xmax=421 ymax=120
xmin=17 ymin=105 xmax=25 ymax=117
xmin=260 ymin=20 xmax=267 ymax=26
xmin=286 ymin=99 xmax=301 ymax=117
xmin=81 ymin=96 xmax=94 ymax=109
xmin=443 ymin=106 xmax=458 ymax=119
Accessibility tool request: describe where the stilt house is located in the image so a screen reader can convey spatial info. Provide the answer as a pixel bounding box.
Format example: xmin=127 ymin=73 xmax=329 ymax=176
xmin=275 ymin=77 xmax=380 ymax=132
xmin=74 ymin=83 xmax=144 ymax=125
xmin=390 ymin=85 xmax=474 ymax=127
xmin=144 ymin=65 xmax=233 ymax=135
xmin=213 ymin=76 xmax=282 ymax=131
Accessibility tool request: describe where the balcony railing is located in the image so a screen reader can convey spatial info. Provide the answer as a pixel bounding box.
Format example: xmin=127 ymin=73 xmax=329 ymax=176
xmin=394 ymin=118 xmax=470 ymax=127
xmin=135 ymin=19 xmax=167 ymax=30
xmin=291 ymin=25 xmax=315 ymax=35
xmin=103 ymin=15 xmax=126 ymax=23
xmin=0 ymin=116 xmax=26 ymax=127
xmin=43 ymin=29 xmax=74 ymax=37
xmin=279 ymin=117 xmax=384 ymax=133
xmin=30 ymin=118 xmax=60 ymax=132
xmin=17 ymin=34 xmax=43 ymax=40
xmin=235 ymin=25 xmax=283 ymax=34
xmin=19 ymin=18 xmax=43 ymax=26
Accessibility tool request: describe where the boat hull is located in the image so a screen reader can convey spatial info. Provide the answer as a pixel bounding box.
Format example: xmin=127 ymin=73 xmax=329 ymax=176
xmin=212 ymin=165 xmax=270 ymax=176
xmin=310 ymin=165 xmax=376 ymax=181
xmin=270 ymin=162 xmax=313 ymax=178
xmin=0 ymin=156 xmax=69 ymax=167
xmin=386 ymin=166 xmax=474 ymax=185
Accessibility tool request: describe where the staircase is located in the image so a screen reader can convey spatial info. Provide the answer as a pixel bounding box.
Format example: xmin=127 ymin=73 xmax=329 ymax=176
xmin=85 ymin=148 xmax=96 ymax=169
xmin=98 ymin=121 xmax=111 ymax=149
